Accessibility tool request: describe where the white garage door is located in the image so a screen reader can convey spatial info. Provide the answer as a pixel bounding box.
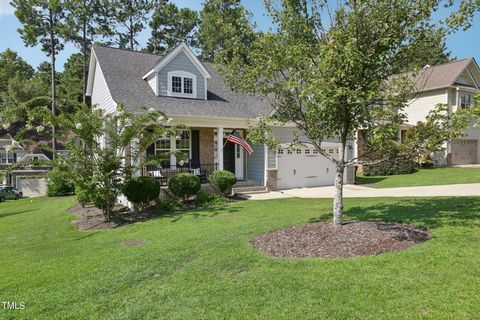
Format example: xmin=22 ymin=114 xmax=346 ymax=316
xmin=276 ymin=147 xmax=338 ymax=189
xmin=451 ymin=139 xmax=478 ymax=165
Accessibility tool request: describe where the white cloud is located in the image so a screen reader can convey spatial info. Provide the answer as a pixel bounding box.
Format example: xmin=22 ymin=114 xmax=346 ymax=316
xmin=0 ymin=0 xmax=14 ymax=15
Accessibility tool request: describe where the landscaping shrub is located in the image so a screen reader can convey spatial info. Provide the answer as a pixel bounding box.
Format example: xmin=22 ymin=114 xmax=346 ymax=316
xmin=155 ymin=192 xmax=183 ymax=213
xmin=75 ymin=185 xmax=93 ymax=208
xmin=196 ymin=192 xmax=226 ymax=208
xmin=123 ymin=176 xmax=160 ymax=211
xmin=363 ymin=156 xmax=416 ymax=176
xmin=168 ymin=173 xmax=201 ymax=201
xmin=47 ymin=168 xmax=75 ymax=197
xmin=208 ymin=170 xmax=237 ymax=195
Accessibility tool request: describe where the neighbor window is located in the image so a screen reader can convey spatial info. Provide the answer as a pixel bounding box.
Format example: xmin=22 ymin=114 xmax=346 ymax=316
xmin=0 ymin=152 xmax=14 ymax=164
xmin=460 ymin=94 xmax=473 ymax=109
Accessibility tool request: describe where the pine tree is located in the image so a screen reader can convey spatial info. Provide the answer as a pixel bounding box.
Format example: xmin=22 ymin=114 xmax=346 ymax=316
xmin=147 ymin=1 xmax=199 ymax=54
xmin=198 ymin=0 xmax=255 ymax=61
xmin=12 ymin=0 xmax=69 ymax=158
xmin=108 ymin=0 xmax=154 ymax=50
xmin=64 ymin=0 xmax=112 ymax=103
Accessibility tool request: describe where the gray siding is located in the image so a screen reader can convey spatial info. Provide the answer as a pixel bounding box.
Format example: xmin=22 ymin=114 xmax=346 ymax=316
xmin=246 ymin=144 xmax=265 ymax=183
xmin=158 ymin=51 xmax=206 ymax=100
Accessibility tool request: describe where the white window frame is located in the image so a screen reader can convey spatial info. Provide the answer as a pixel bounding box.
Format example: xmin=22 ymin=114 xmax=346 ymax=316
xmin=0 ymin=151 xmax=15 ymax=164
xmin=167 ymin=71 xmax=197 ymax=98
xmin=460 ymin=93 xmax=473 ymax=109
xmin=175 ymin=129 xmax=192 ymax=165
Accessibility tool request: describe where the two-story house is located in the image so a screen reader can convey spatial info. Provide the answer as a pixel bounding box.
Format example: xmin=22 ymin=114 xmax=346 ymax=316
xmin=402 ymin=58 xmax=480 ymax=165
xmin=0 ymin=134 xmax=51 ymax=187
xmin=86 ymin=43 xmax=355 ymax=192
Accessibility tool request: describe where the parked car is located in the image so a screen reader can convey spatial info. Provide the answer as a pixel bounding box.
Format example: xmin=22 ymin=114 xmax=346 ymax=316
xmin=0 ymin=188 xmax=21 ymax=202
xmin=0 ymin=185 xmax=23 ymax=198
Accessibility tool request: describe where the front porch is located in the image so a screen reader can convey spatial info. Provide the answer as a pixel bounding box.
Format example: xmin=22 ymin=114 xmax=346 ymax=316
xmin=142 ymin=127 xmax=261 ymax=186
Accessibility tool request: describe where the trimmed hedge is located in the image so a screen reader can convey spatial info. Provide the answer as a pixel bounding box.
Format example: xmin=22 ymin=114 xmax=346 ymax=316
xmin=123 ymin=176 xmax=160 ymax=210
xmin=363 ymin=156 xmax=416 ymax=176
xmin=168 ymin=173 xmax=201 ymax=201
xmin=208 ymin=170 xmax=237 ymax=194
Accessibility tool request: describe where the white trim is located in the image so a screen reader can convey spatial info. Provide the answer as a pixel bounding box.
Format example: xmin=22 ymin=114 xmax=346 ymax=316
xmin=143 ymin=42 xmax=211 ymax=79
xmin=167 ymin=71 xmax=197 ymax=98
xmin=85 ymin=48 xmax=97 ymax=96
xmin=263 ymin=144 xmax=268 ymax=186
xmin=216 ymin=127 xmax=224 ymax=170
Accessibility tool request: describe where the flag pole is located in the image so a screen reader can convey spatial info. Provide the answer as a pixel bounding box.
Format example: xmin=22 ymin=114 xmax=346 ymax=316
xmin=223 ymin=129 xmax=236 ymax=147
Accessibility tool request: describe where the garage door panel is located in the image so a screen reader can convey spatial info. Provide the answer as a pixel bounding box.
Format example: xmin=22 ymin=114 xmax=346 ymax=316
xmin=451 ymin=139 xmax=478 ymax=165
xmin=277 ymin=151 xmax=337 ymax=189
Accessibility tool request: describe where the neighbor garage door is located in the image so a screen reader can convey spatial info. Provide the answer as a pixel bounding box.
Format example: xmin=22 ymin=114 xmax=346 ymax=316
xmin=451 ymin=139 xmax=478 ymax=165
xmin=276 ymin=146 xmax=337 ymax=189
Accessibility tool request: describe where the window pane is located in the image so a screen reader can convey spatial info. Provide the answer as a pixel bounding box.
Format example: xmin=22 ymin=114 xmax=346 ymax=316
xmin=172 ymin=76 xmax=182 ymax=93
xmin=184 ymin=78 xmax=193 ymax=94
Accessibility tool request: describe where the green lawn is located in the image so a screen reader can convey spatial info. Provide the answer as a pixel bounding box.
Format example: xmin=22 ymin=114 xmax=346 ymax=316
xmin=356 ymin=167 xmax=480 ymax=188
xmin=1 ymin=196 xmax=480 ymax=319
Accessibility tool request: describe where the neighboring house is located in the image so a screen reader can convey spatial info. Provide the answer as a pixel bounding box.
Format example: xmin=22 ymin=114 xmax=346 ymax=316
xmin=0 ymin=134 xmax=51 ymax=188
xmin=355 ymin=58 xmax=480 ymax=166
xmin=86 ymin=43 xmax=355 ymax=191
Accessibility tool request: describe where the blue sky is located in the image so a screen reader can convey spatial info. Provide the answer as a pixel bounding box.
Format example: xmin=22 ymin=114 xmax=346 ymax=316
xmin=0 ymin=0 xmax=478 ymax=71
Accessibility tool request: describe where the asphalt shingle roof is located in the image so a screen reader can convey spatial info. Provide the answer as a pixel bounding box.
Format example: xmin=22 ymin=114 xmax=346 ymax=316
xmin=92 ymin=45 xmax=272 ymax=119
xmin=389 ymin=58 xmax=476 ymax=92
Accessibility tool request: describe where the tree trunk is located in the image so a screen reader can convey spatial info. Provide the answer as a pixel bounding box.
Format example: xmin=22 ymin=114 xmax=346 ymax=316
xmin=82 ymin=19 xmax=87 ymax=104
xmin=333 ymin=163 xmax=344 ymax=225
xmin=50 ymin=9 xmax=56 ymax=160
xmin=333 ymin=136 xmax=347 ymax=225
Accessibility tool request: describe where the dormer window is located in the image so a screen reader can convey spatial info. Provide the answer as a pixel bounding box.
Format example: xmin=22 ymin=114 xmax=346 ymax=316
xmin=167 ymin=71 xmax=197 ymax=98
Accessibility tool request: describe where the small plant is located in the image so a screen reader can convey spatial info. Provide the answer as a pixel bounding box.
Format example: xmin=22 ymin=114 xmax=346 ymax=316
xmin=168 ymin=173 xmax=201 ymax=201
xmin=123 ymin=176 xmax=160 ymax=211
xmin=155 ymin=194 xmax=183 ymax=213
xmin=196 ymin=192 xmax=226 ymax=208
xmin=75 ymin=185 xmax=92 ymax=208
xmin=47 ymin=168 xmax=75 ymax=197
xmin=208 ymin=170 xmax=237 ymax=195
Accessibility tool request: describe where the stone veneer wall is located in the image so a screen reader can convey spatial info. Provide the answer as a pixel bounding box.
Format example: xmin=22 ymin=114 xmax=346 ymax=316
xmin=266 ymin=169 xmax=278 ymax=190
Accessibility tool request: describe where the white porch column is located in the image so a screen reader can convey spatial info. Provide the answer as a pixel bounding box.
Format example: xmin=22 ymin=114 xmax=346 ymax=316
xmin=217 ymin=126 xmax=224 ymax=170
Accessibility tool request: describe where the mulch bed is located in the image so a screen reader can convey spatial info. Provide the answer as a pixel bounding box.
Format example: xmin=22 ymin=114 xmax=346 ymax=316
xmin=251 ymin=221 xmax=431 ymax=259
xmin=68 ymin=203 xmax=157 ymax=231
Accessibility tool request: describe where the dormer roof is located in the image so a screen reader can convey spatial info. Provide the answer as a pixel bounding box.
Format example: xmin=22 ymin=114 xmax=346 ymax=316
xmin=142 ymin=42 xmax=211 ymax=80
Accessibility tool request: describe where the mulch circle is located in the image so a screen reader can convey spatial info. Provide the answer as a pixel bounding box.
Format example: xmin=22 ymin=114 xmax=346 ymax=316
xmin=251 ymin=221 xmax=431 ymax=259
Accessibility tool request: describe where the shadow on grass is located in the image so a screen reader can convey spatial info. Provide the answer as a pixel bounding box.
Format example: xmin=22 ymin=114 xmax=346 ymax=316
xmin=310 ymin=197 xmax=480 ymax=229
xmin=0 ymin=208 xmax=39 ymax=219
xmin=355 ymin=175 xmax=386 ymax=185
xmin=153 ymin=204 xmax=243 ymax=223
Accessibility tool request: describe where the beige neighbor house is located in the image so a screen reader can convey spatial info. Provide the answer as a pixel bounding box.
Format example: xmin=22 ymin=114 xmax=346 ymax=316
xmin=85 ymin=42 xmax=355 ymax=196
xmin=403 ymin=58 xmax=480 ymax=165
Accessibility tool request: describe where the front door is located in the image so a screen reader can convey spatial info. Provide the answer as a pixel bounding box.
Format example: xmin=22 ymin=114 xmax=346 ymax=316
xmin=223 ymin=140 xmax=235 ymax=174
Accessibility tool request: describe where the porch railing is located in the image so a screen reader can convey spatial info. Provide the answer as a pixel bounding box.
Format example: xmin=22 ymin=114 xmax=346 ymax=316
xmin=144 ymin=163 xmax=218 ymax=186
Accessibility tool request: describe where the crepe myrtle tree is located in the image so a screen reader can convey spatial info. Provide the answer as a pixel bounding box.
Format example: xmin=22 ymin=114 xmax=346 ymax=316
xmin=216 ymin=0 xmax=442 ymax=225
xmin=26 ymin=103 xmax=177 ymax=220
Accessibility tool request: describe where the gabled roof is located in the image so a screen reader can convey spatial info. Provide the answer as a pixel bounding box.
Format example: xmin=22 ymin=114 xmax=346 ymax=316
xmin=389 ymin=58 xmax=480 ymax=93
xmin=142 ymin=42 xmax=211 ymax=80
xmin=88 ymin=45 xmax=272 ymax=120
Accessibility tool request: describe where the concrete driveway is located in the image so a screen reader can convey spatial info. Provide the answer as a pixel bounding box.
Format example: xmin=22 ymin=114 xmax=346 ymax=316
xmin=243 ymin=183 xmax=480 ymax=200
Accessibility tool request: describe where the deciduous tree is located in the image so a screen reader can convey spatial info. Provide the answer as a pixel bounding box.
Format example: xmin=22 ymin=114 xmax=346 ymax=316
xmin=217 ymin=0 xmax=445 ymax=225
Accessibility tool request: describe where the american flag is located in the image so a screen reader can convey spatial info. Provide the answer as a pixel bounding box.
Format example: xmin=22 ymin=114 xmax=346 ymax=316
xmin=227 ymin=130 xmax=254 ymax=155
